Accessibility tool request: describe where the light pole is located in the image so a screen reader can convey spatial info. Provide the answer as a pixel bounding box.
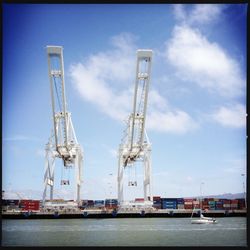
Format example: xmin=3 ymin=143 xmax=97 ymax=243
xmin=241 ymin=174 xmax=247 ymax=209
xmin=200 ymin=182 xmax=205 ymax=210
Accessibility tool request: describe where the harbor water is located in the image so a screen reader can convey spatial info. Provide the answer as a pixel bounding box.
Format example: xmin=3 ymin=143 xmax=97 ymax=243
xmin=2 ymin=217 xmax=247 ymax=246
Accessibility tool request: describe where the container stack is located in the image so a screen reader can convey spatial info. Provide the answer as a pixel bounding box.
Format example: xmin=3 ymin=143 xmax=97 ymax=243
xmin=215 ymin=200 xmax=224 ymax=210
xmin=237 ymin=198 xmax=246 ymax=209
xmin=161 ymin=198 xmax=177 ymax=209
xmin=208 ymin=199 xmax=216 ymax=210
xmin=135 ymin=198 xmax=145 ymax=202
xmin=105 ymin=199 xmax=118 ymax=209
xmin=19 ymin=200 xmax=40 ymax=211
xmin=152 ymin=196 xmax=161 ymax=209
xmin=80 ymin=200 xmax=88 ymax=209
xmin=177 ymin=198 xmax=184 ymax=209
xmin=94 ymin=200 xmax=105 ymax=208
xmin=192 ymin=199 xmax=200 ymax=209
xmin=184 ymin=198 xmax=193 ymax=210
xmin=230 ymin=199 xmax=239 ymax=210
xmin=201 ymin=199 xmax=209 ymax=210
xmin=87 ymin=200 xmax=94 ymax=208
xmin=222 ymin=199 xmax=231 ymax=210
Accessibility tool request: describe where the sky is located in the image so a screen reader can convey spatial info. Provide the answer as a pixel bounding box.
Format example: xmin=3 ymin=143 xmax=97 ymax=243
xmin=2 ymin=3 xmax=247 ymax=201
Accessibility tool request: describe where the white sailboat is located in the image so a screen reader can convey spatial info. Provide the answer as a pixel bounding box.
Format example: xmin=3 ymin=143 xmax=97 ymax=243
xmin=191 ymin=209 xmax=217 ymax=224
xmin=191 ymin=182 xmax=217 ymax=224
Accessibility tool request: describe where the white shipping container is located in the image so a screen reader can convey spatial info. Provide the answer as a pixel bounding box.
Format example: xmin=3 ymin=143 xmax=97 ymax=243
xmin=193 ymin=201 xmax=200 ymax=205
xmin=177 ymin=204 xmax=184 ymax=209
xmin=231 ymin=204 xmax=238 ymax=207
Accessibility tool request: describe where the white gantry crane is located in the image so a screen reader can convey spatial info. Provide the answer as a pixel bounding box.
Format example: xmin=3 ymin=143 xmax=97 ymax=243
xmin=118 ymin=50 xmax=153 ymax=207
xmin=42 ymin=46 xmax=83 ymax=206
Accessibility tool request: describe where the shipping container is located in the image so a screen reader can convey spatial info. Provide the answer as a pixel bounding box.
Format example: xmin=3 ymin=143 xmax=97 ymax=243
xmin=105 ymin=199 xmax=118 ymax=206
xmin=162 ymin=204 xmax=177 ymax=209
xmin=94 ymin=200 xmax=104 ymax=204
xmin=4 ymin=199 xmax=20 ymax=206
xmin=184 ymin=204 xmax=193 ymax=209
xmin=162 ymin=201 xmax=177 ymax=204
xmin=184 ymin=201 xmax=193 ymax=205
xmin=219 ymin=199 xmax=229 ymax=203
xmin=202 ymin=205 xmax=209 ymax=210
xmin=207 ymin=198 xmax=214 ymax=201
xmin=105 ymin=204 xmax=118 ymax=209
xmin=184 ymin=198 xmax=194 ymax=202
xmin=177 ymin=199 xmax=184 ymax=204
xmin=231 ymin=199 xmax=238 ymax=204
xmin=135 ymin=198 xmax=144 ymax=202
xmin=177 ymin=204 xmax=184 ymax=209
xmin=153 ymin=196 xmax=161 ymax=200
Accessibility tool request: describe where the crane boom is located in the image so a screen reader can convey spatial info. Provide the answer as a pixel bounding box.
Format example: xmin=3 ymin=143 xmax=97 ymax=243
xmin=47 ymin=46 xmax=68 ymax=150
xmin=118 ymin=49 xmax=153 ymax=206
xmin=122 ymin=50 xmax=153 ymax=166
xmin=130 ymin=50 xmax=152 ymax=151
xmin=43 ymin=46 xmax=83 ymax=206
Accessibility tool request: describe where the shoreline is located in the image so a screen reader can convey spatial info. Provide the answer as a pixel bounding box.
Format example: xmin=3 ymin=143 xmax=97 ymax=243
xmin=2 ymin=209 xmax=246 ymax=219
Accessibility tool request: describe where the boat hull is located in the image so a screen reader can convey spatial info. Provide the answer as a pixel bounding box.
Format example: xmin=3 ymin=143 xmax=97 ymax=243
xmin=191 ymin=219 xmax=217 ymax=224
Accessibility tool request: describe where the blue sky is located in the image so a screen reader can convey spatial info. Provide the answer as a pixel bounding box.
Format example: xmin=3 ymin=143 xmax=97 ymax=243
xmin=2 ymin=4 xmax=247 ymax=201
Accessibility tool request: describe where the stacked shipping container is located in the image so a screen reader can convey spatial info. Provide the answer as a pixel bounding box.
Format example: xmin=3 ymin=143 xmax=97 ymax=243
xmin=94 ymin=200 xmax=105 ymax=208
xmin=161 ymin=198 xmax=177 ymax=209
xmin=184 ymin=198 xmax=193 ymax=210
xmin=19 ymin=200 xmax=40 ymax=211
xmin=152 ymin=196 xmax=161 ymax=209
xmin=177 ymin=198 xmax=184 ymax=209
xmin=105 ymin=199 xmax=118 ymax=209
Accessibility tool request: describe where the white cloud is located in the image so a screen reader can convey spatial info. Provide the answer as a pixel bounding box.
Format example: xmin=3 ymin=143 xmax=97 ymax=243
xmin=211 ymin=104 xmax=246 ymax=128
xmin=147 ymin=109 xmax=198 ymax=134
xmin=69 ymin=33 xmax=135 ymax=121
xmin=165 ymin=25 xmax=245 ymax=97
xmin=70 ymin=32 xmax=198 ymax=134
xmin=3 ymin=135 xmax=39 ymax=141
xmin=173 ymin=4 xmax=224 ymax=25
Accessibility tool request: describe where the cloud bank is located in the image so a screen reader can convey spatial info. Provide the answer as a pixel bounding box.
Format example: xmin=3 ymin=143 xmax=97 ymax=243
xmin=211 ymin=104 xmax=246 ymax=128
xmin=165 ymin=25 xmax=245 ymax=98
xmin=70 ymin=33 xmax=198 ymax=134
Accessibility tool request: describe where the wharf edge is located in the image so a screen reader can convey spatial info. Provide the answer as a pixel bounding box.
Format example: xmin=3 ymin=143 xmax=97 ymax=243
xmin=2 ymin=209 xmax=247 ymax=219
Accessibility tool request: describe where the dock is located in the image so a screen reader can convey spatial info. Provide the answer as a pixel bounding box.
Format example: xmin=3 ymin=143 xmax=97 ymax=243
xmin=2 ymin=209 xmax=247 ymax=219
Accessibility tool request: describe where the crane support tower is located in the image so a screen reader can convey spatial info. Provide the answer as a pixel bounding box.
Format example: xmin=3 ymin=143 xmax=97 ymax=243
xmin=118 ymin=50 xmax=153 ymax=207
xmin=42 ymin=46 xmax=83 ymax=206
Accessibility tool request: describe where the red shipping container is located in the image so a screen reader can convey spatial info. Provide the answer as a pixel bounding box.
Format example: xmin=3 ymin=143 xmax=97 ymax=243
xmin=184 ymin=204 xmax=193 ymax=209
xmin=153 ymin=196 xmax=161 ymax=200
xmin=207 ymin=198 xmax=214 ymax=201
xmin=231 ymin=200 xmax=238 ymax=204
xmin=135 ymin=198 xmax=144 ymax=202
xmin=184 ymin=198 xmax=194 ymax=202
xmin=202 ymin=205 xmax=209 ymax=210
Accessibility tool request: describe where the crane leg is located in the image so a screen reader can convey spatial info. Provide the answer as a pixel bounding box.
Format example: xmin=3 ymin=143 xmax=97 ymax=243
xmin=118 ymin=153 xmax=124 ymax=205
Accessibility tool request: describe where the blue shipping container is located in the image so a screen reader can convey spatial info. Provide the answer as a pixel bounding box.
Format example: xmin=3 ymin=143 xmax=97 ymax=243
xmin=161 ymin=198 xmax=177 ymax=201
xmin=105 ymin=199 xmax=118 ymax=205
xmin=162 ymin=205 xmax=177 ymax=209
xmin=94 ymin=200 xmax=104 ymax=204
xmin=153 ymin=200 xmax=161 ymax=204
xmin=177 ymin=198 xmax=184 ymax=204
xmin=162 ymin=201 xmax=177 ymax=204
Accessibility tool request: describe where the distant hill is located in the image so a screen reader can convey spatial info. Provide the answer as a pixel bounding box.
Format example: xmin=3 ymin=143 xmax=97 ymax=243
xmin=185 ymin=192 xmax=245 ymax=200
xmin=204 ymin=192 xmax=245 ymax=199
